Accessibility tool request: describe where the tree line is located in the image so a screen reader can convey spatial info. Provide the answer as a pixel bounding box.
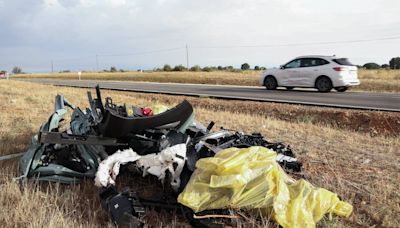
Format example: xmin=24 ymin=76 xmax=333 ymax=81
xmin=363 ymin=57 xmax=400 ymax=69
xmin=154 ymin=63 xmax=266 ymax=72
xmin=4 ymin=57 xmax=400 ymax=74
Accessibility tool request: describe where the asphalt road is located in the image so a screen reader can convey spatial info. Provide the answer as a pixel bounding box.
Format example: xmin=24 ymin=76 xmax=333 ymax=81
xmin=23 ymin=79 xmax=400 ymax=112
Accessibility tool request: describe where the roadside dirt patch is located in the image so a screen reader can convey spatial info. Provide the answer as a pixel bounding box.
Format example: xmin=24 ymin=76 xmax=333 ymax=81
xmin=116 ymin=91 xmax=400 ymax=137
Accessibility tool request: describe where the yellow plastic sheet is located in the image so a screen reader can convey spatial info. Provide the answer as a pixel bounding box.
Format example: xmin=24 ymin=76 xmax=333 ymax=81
xmin=178 ymin=146 xmax=352 ymax=227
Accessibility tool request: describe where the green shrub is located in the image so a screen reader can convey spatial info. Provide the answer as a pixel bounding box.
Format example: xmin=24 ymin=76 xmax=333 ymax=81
xmin=190 ymin=65 xmax=201 ymax=72
xmin=163 ymin=64 xmax=172 ymax=71
xmin=363 ymin=63 xmax=380 ymax=70
xmin=173 ymin=65 xmax=187 ymax=71
xmin=241 ymin=63 xmax=250 ymax=70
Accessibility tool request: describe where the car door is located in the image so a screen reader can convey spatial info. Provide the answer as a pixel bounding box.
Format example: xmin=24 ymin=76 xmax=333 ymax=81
xmin=300 ymin=58 xmax=330 ymax=87
xmin=281 ymin=59 xmax=301 ymax=86
xmin=296 ymin=58 xmax=316 ymax=86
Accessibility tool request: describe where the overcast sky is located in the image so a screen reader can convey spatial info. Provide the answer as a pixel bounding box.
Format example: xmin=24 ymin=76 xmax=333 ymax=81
xmin=1 ymin=0 xmax=399 ymax=72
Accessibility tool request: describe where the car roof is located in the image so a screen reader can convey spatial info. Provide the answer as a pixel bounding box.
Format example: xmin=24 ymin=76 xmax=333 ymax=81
xmin=294 ymin=55 xmax=341 ymax=60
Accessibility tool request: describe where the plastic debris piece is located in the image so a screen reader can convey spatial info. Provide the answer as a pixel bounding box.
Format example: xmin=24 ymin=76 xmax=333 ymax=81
xmin=141 ymin=107 xmax=153 ymax=116
xmin=178 ymin=146 xmax=352 ymax=228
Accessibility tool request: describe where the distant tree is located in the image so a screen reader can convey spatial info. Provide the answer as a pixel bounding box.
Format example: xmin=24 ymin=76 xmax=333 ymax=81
xmin=173 ymin=65 xmax=187 ymax=71
xmin=241 ymin=63 xmax=250 ymax=70
xmin=202 ymin=66 xmax=213 ymax=72
xmin=381 ymin=64 xmax=390 ymax=69
xmin=190 ymin=65 xmax=201 ymax=72
xmin=1 ymin=70 xmax=6 ymax=74
xmin=254 ymin=66 xmax=260 ymax=70
xmin=363 ymin=63 xmax=381 ymax=70
xmin=224 ymin=66 xmax=234 ymax=70
xmin=389 ymin=57 xmax=400 ymax=69
xmin=163 ymin=64 xmax=172 ymax=71
xmin=217 ymin=66 xmax=223 ymax=70
xmin=260 ymin=67 xmax=267 ymax=70
xmin=110 ymin=66 xmax=117 ymax=72
xmin=60 ymin=70 xmax=71 ymax=73
xmin=12 ymin=66 xmax=22 ymax=74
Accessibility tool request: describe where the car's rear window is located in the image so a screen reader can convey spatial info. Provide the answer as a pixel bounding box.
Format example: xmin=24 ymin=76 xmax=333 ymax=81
xmin=333 ymin=58 xmax=353 ymax=66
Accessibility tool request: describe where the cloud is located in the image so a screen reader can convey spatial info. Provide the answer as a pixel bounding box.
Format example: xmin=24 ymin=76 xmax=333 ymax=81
xmin=0 ymin=0 xmax=399 ymax=72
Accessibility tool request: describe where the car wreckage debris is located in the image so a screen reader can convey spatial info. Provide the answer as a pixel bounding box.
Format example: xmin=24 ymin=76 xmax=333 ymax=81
xmin=17 ymin=85 xmax=353 ymax=228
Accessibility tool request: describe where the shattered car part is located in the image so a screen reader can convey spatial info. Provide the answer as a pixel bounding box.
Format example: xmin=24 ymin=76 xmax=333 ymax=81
xmin=100 ymin=186 xmax=233 ymax=228
xmin=98 ymin=99 xmax=194 ymax=137
xmin=88 ymin=85 xmax=195 ymax=138
xmin=100 ymin=187 xmax=146 ymax=228
xmin=187 ymin=131 xmax=302 ymax=173
xmin=19 ymin=87 xmax=195 ymax=184
xmin=19 ymin=85 xmax=307 ymax=227
xmin=19 ymin=97 xmax=104 ymax=184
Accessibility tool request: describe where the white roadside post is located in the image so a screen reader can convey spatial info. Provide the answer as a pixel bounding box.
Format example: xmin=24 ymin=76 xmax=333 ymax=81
xmin=78 ymin=71 xmax=82 ymax=80
xmin=6 ymin=72 xmax=9 ymax=80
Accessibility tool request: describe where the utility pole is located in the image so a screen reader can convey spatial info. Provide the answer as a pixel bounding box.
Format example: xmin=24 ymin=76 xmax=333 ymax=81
xmin=186 ymin=44 xmax=189 ymax=69
xmin=96 ymin=54 xmax=99 ymax=72
xmin=51 ymin=60 xmax=54 ymax=73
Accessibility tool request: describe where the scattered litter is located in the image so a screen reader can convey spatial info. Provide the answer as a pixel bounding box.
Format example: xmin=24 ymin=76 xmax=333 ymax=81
xmin=16 ymin=85 xmax=352 ymax=227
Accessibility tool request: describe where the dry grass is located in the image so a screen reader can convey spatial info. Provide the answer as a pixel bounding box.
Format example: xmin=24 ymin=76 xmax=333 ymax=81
xmin=0 ymin=80 xmax=399 ymax=227
xmin=13 ymin=69 xmax=400 ymax=93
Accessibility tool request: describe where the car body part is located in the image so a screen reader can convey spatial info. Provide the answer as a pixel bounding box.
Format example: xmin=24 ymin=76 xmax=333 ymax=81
xmin=100 ymin=186 xmax=232 ymax=228
xmin=19 ymin=95 xmax=104 ymax=184
xmin=17 ymin=85 xmax=308 ymax=227
xmin=88 ymin=86 xmax=194 ymax=138
xmin=100 ymin=186 xmax=146 ymax=228
xmin=97 ymin=100 xmax=194 ymax=138
xmin=188 ymin=131 xmax=301 ymax=173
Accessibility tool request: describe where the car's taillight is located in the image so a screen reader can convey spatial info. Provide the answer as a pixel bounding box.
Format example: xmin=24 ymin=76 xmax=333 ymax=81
xmin=333 ymin=67 xmax=346 ymax=72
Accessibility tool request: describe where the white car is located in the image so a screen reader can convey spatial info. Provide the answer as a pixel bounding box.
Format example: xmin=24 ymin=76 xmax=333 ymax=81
xmin=260 ymin=55 xmax=360 ymax=92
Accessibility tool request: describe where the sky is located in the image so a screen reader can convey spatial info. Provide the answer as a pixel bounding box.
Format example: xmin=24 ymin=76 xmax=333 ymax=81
xmin=0 ymin=0 xmax=399 ymax=72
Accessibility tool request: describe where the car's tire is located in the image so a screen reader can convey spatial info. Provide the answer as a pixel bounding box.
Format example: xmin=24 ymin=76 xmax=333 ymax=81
xmin=335 ymin=87 xmax=348 ymax=92
xmin=286 ymin=87 xmax=294 ymax=90
xmin=315 ymin=76 xmax=333 ymax=92
xmin=264 ymin=76 xmax=277 ymax=90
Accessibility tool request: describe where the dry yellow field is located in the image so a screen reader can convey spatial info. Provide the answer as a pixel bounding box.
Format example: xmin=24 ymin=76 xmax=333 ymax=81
xmin=14 ymin=69 xmax=400 ymax=93
xmin=0 ymin=80 xmax=399 ymax=227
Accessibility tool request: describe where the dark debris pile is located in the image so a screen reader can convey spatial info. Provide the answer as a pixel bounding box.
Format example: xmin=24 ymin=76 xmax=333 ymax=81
xmin=19 ymin=85 xmax=302 ymax=227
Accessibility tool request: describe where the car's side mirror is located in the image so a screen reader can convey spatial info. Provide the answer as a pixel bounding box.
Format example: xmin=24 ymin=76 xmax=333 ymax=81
xmin=280 ymin=65 xmax=285 ymax=70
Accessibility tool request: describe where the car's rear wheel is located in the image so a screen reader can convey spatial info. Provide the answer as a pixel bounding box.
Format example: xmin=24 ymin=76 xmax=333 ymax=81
xmin=315 ymin=76 xmax=332 ymax=92
xmin=264 ymin=76 xmax=277 ymax=90
xmin=335 ymin=87 xmax=348 ymax=92
xmin=286 ymin=87 xmax=294 ymax=90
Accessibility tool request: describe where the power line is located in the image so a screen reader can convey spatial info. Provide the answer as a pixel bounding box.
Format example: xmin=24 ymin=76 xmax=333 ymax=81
xmin=190 ymin=35 xmax=400 ymax=49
